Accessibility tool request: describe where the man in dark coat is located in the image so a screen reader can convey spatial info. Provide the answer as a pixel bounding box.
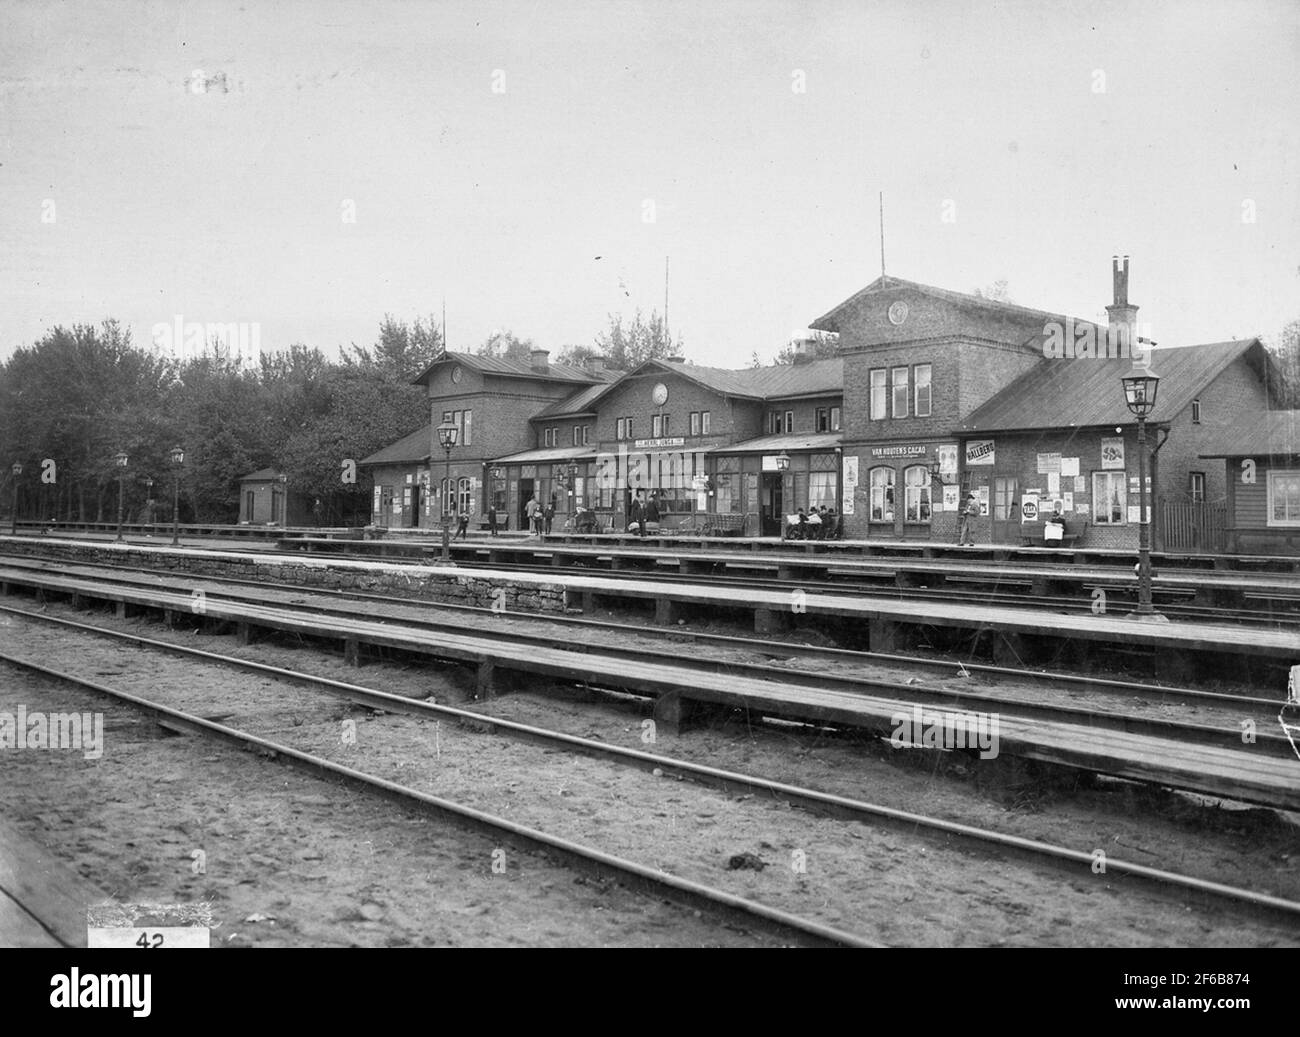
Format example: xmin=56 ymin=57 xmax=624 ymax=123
xmin=630 ymin=491 xmax=646 ymax=537
xmin=644 ymin=491 xmax=660 ymax=531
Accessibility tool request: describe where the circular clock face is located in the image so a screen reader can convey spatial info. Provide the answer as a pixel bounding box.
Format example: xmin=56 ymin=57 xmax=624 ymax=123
xmin=451 ymin=365 xmax=463 ymax=383
xmin=887 ymin=301 xmax=909 ymax=326
xmin=652 ymin=382 xmax=669 ymax=406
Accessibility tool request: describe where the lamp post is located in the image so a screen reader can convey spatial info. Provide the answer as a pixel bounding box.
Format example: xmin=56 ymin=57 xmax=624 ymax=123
xmin=436 ymin=420 xmax=459 ymax=563
xmin=1121 ymin=373 xmax=1160 ymax=617
xmin=10 ymin=461 xmax=21 ymax=536
xmin=114 ymin=452 xmax=128 ymax=541
xmin=169 ymin=445 xmax=185 ymax=546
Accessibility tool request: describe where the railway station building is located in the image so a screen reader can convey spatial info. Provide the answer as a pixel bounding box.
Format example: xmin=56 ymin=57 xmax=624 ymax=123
xmin=365 ymin=258 xmax=1287 ymax=551
xmin=1199 ymin=410 xmax=1300 ymax=555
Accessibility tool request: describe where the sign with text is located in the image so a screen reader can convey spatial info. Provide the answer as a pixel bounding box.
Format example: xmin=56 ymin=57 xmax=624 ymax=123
xmin=965 ymin=440 xmax=995 ymax=466
xmin=1101 ymin=438 xmax=1125 ymax=470
xmin=634 ymin=437 xmax=684 ymax=449
xmin=842 ymin=456 xmax=859 ymax=515
xmin=871 ymin=443 xmax=928 ymax=458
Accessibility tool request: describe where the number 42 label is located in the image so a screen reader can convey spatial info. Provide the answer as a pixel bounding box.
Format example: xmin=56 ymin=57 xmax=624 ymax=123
xmin=87 ymin=927 xmax=209 ymax=948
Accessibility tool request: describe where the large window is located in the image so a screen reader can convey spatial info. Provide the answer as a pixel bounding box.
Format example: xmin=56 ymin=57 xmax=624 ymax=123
xmin=616 ymin=417 xmax=633 ymax=441
xmin=768 ymin=410 xmax=785 ymax=434
xmin=830 ymin=406 xmax=841 ymax=431
xmin=457 ymin=477 xmax=472 ymax=515
xmin=690 ymin=412 xmax=700 ymax=436
xmin=903 ymin=465 xmax=931 ymax=522
xmin=441 ymin=409 xmax=473 ymax=447
xmin=816 ymin=408 xmax=829 ymax=433
xmin=572 ymin=425 xmax=582 ymax=446
xmin=1269 ymin=470 xmax=1300 ymax=526
xmin=701 ymin=411 xmax=711 ymax=434
xmin=870 ymin=369 xmax=887 ymax=420
xmin=1189 ymin=472 xmax=1205 ymax=503
xmin=1093 ymin=471 xmax=1127 ymax=524
xmin=914 ymin=364 xmax=932 ymax=418
xmin=892 ymin=366 xmax=909 ymax=418
xmin=869 ymin=466 xmax=895 ymax=521
xmin=809 ymin=471 xmax=836 ymax=509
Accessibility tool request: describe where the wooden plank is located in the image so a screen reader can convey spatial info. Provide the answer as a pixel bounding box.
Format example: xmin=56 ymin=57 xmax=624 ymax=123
xmin=0 ymin=819 xmax=106 ymax=948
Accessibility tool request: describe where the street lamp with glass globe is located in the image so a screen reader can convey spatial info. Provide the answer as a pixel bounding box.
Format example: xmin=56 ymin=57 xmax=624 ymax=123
xmin=10 ymin=461 xmax=22 ymax=536
xmin=169 ymin=446 xmax=185 ymax=546
xmin=1121 ymin=372 xmax=1161 ymax=617
xmin=436 ymin=420 xmax=459 ymax=563
xmin=114 ymin=452 xmax=129 ymax=542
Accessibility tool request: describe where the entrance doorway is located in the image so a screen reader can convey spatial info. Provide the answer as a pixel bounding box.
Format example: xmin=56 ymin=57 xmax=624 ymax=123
xmin=244 ymin=491 xmax=254 ymax=523
xmin=518 ymin=479 xmax=535 ymax=531
xmin=760 ymin=472 xmax=784 ymax=537
xmin=991 ymin=476 xmax=1018 ymax=543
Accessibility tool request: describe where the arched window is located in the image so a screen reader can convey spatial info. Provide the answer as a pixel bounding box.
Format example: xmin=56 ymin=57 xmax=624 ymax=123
xmin=869 ymin=467 xmax=895 ymax=522
xmin=457 ymin=477 xmax=472 ymax=515
xmin=903 ymin=465 xmax=931 ymax=523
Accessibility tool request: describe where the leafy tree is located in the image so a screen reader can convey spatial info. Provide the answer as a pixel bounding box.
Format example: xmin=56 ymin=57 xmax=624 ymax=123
xmin=592 ymin=308 xmax=682 ymax=370
xmin=1265 ymin=318 xmax=1300 ymax=408
xmin=972 ymin=279 xmax=1014 ymax=303
xmin=476 ymin=329 xmax=535 ymax=362
xmin=771 ymin=331 xmax=840 ymax=365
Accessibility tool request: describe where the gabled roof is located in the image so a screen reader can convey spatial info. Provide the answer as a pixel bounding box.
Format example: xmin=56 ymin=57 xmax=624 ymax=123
xmin=535 ymin=381 xmax=610 ymax=419
xmin=810 ymin=275 xmax=1069 ymax=334
xmin=958 ymin=339 xmax=1266 ymax=434
xmin=411 ymin=350 xmax=614 ymax=387
xmin=1199 ymin=410 xmax=1300 ymax=458
xmin=239 ymin=467 xmax=281 ymax=482
xmin=569 ymin=356 xmax=844 ymax=414
xmin=357 ymin=425 xmax=431 ymax=467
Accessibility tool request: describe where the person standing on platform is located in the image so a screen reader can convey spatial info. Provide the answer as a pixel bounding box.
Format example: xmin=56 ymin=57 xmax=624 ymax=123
xmin=487 ymin=503 xmax=498 ymax=536
xmin=958 ymin=492 xmax=980 ymax=546
xmin=630 ymin=491 xmax=646 ymax=537
xmin=312 ymin=497 xmax=323 ymax=527
xmin=544 ymin=495 xmax=556 ymax=535
xmin=525 ymin=493 xmax=541 ymax=536
xmin=644 ymin=491 xmax=660 ymax=533
xmin=454 ymin=508 xmax=470 ymax=540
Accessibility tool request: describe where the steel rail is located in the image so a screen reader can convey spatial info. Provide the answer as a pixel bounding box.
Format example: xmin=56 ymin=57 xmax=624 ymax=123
xmin=0 ymin=648 xmax=879 ymax=949
xmin=4 ymin=609 xmax=1298 ymax=927
xmin=0 ymin=551 xmax=1280 ymax=715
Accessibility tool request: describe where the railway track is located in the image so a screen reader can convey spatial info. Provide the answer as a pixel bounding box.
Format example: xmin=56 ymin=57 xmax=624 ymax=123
xmin=4 ymin=607 xmax=1299 ymax=935
xmin=1 ymin=559 xmax=1297 ymax=816
xmin=0 ymin=554 xmax=1286 ymax=754
xmin=0 ymin=645 xmax=877 ymax=949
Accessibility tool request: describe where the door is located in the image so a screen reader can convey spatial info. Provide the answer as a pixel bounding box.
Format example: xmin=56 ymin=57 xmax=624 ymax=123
xmin=761 ymin=472 xmax=784 ymax=536
xmin=991 ymin=476 xmax=1018 ymax=543
xmin=518 ymin=479 xmax=534 ymax=530
xmin=244 ymin=491 xmax=254 ymax=523
xmin=409 ymin=485 xmax=421 ymax=528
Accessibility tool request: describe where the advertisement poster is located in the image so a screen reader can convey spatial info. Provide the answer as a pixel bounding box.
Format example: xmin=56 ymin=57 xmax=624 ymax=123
xmin=1060 ymin=457 xmax=1080 ymax=477
xmin=1101 ymin=438 xmax=1125 ymax=470
xmin=1047 ymin=472 xmax=1061 ymax=494
xmin=1036 ymin=452 xmax=1061 ymax=474
xmin=1021 ymin=494 xmax=1040 ymax=522
xmin=937 ymin=444 xmax=958 ymax=482
xmin=841 ymin=456 xmax=859 ymax=516
xmin=942 ymin=485 xmax=960 ymax=511
xmin=1063 ymin=491 xmax=1074 ymax=511
xmin=1074 ymin=475 xmax=1086 ymax=493
xmin=977 ymin=486 xmax=990 ymax=516
xmin=966 ymin=440 xmax=995 ymax=466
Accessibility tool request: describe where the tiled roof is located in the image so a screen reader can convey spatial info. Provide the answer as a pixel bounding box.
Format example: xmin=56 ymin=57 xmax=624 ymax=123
xmin=675 ymin=358 xmax=844 ymax=399
xmin=489 ymin=445 xmax=598 ymax=465
xmin=1198 ymin=410 xmax=1300 ymax=458
xmin=412 ymin=350 xmax=614 ymax=387
xmin=958 ymin=340 xmax=1264 ymax=433
xmin=358 ymin=425 xmax=431 ymax=466
xmin=239 ymin=467 xmax=281 ymax=482
xmin=715 ymin=432 xmax=843 ymax=454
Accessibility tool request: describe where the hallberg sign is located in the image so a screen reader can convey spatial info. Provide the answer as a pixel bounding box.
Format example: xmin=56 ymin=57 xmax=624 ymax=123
xmin=965 ymin=440 xmax=995 ymax=466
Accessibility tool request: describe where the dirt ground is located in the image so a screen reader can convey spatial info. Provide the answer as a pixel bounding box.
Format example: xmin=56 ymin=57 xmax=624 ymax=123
xmin=1 ymin=596 xmax=1297 ymax=947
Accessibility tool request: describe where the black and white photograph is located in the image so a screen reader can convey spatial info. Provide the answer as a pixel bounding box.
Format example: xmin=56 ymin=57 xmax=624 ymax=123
xmin=0 ymin=0 xmax=1296 ymax=995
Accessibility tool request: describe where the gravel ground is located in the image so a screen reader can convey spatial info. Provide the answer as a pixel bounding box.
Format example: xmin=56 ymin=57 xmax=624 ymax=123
xmin=1 ymin=597 xmax=1297 ymax=947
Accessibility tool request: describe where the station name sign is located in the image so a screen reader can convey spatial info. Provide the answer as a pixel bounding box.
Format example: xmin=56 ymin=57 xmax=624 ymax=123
xmin=634 ymin=437 xmax=685 ymax=449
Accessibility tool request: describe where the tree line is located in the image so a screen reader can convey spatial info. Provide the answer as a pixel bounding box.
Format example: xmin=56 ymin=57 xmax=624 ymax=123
xmin=0 ymin=309 xmax=683 ymax=527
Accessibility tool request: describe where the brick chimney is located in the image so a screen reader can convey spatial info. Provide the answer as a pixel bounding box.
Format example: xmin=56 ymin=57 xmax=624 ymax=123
xmin=530 ymin=347 xmax=550 ymax=372
xmin=791 ymin=334 xmax=815 ymax=365
xmin=583 ymin=353 xmax=605 ymax=374
xmin=1105 ymin=255 xmax=1139 ymax=355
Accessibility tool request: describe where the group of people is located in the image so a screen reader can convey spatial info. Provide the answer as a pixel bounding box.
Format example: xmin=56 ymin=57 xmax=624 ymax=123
xmin=523 ymin=493 xmax=558 ymax=536
xmin=785 ymin=505 xmax=840 ymax=540
xmin=628 ymin=490 xmax=660 ymax=537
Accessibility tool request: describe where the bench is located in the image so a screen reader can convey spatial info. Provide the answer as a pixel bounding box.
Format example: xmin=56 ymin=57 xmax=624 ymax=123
xmin=697 ymin=513 xmax=746 ymax=537
xmin=1020 ymin=515 xmax=1089 ymax=548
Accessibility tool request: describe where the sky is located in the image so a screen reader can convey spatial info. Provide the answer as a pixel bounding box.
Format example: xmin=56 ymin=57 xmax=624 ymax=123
xmin=1 ymin=0 xmax=1297 ymax=369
